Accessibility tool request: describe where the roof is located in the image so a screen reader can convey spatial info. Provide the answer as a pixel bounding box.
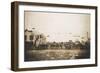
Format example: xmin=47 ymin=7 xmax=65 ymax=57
xmin=25 ymin=29 xmax=32 ymax=32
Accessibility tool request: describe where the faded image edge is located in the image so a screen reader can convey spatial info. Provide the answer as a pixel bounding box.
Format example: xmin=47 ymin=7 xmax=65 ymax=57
xmin=24 ymin=11 xmax=90 ymax=62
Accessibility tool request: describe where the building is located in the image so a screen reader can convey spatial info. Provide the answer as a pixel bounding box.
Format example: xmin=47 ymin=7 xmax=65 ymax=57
xmin=24 ymin=29 xmax=47 ymax=49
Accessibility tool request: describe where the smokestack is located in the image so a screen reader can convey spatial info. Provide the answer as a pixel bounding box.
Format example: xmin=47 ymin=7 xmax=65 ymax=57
xmin=87 ymin=32 xmax=88 ymax=40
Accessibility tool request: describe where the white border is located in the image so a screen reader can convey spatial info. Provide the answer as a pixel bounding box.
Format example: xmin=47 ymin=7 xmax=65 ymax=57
xmin=18 ymin=5 xmax=96 ymax=68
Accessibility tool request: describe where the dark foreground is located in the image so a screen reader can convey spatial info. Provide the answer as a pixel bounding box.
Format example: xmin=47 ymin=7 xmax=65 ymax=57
xmin=24 ymin=49 xmax=90 ymax=61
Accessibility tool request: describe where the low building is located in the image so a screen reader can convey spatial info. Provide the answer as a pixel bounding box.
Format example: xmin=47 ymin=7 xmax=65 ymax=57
xmin=24 ymin=29 xmax=47 ymax=49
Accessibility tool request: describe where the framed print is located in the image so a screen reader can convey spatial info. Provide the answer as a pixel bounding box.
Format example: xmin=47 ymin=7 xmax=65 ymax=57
xmin=11 ymin=1 xmax=97 ymax=71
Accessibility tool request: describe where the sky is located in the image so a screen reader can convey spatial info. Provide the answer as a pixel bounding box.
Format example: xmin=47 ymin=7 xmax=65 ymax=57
xmin=25 ymin=11 xmax=90 ymax=42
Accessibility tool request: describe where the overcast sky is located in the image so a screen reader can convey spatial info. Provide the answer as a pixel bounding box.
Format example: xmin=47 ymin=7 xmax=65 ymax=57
xmin=25 ymin=11 xmax=90 ymax=42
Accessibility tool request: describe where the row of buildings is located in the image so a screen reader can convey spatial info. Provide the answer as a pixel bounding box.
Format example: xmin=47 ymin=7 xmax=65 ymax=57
xmin=25 ymin=28 xmax=90 ymax=50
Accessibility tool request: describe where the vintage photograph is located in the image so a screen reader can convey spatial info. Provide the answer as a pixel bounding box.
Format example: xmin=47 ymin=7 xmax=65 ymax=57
xmin=11 ymin=2 xmax=97 ymax=71
xmin=24 ymin=11 xmax=90 ymax=61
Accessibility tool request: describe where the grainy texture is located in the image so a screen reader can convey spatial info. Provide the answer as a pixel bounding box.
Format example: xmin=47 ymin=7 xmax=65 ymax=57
xmin=11 ymin=1 xmax=97 ymax=71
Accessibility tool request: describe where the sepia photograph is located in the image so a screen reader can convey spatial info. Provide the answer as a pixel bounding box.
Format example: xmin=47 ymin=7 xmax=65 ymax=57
xmin=11 ymin=2 xmax=97 ymax=71
xmin=24 ymin=11 xmax=91 ymax=61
